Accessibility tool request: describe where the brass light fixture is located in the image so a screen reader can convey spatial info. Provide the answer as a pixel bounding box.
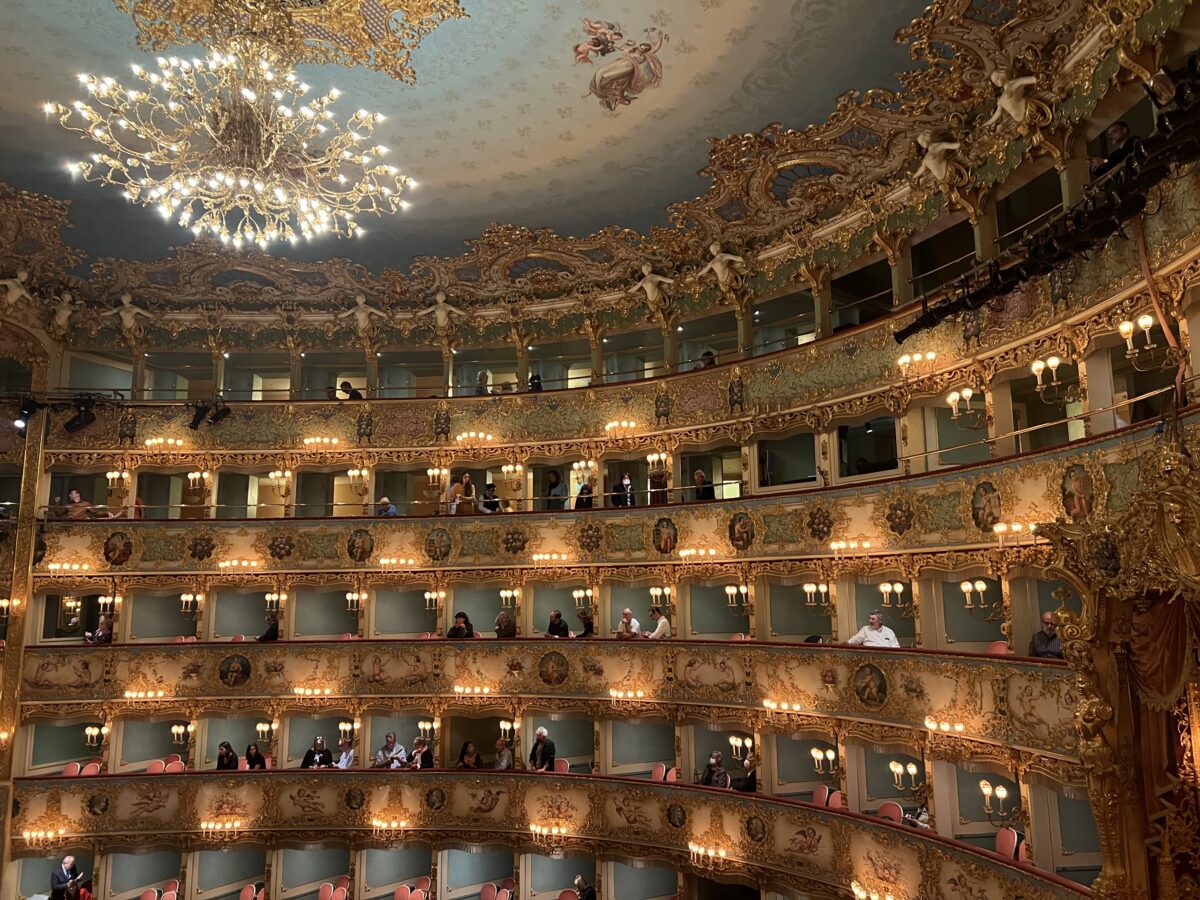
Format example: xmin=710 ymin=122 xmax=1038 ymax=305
xmin=180 ymin=591 xmax=204 ymax=617
xmin=1119 ymin=313 xmax=1181 ymax=372
xmin=688 ymin=841 xmax=728 ymax=871
xmin=1030 ymin=356 xmax=1080 ymax=405
xmin=810 ymin=746 xmax=838 ymax=776
xmin=802 ymin=582 xmax=832 ymax=609
xmin=979 ymin=777 xmax=1023 ymax=828
xmin=946 ymin=386 xmax=986 ymax=429
xmin=725 ymin=583 xmax=749 ymax=612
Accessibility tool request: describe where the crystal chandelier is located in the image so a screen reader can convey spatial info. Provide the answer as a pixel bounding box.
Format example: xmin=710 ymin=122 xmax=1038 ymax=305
xmin=46 ymin=2 xmax=414 ymax=247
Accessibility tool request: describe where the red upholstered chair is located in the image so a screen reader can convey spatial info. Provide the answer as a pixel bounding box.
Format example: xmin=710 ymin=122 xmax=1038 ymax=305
xmin=334 ymin=877 xmax=350 ymax=890
xmin=256 ymin=891 xmax=265 ymax=900
xmin=160 ymin=892 xmax=176 ymax=900
xmin=649 ymin=762 xmax=666 ymax=781
xmin=1017 ymin=839 xmax=1033 ymax=865
xmin=163 ymin=882 xmax=179 ymax=894
xmin=79 ymin=762 xmax=101 ymax=776
xmin=238 ymin=886 xmax=255 ymax=900
xmin=556 ymin=891 xmax=579 ymax=900
xmin=665 ymin=767 xmax=678 ymax=782
xmin=330 ymin=888 xmax=347 ymax=900
xmin=414 ymin=876 xmax=431 ymax=892
xmin=318 ymin=884 xmax=334 ymax=900
xmin=985 ymin=640 xmax=1012 ymax=655
xmin=496 ymin=891 xmax=511 ymax=900
xmin=730 ymin=633 xmax=745 ymax=641
xmin=480 ymin=884 xmax=497 ymax=900
xmin=410 ymin=891 xmax=427 ymax=900
xmin=995 ymin=827 xmax=1019 ymax=860
xmin=164 ymin=755 xmax=182 ymax=764
xmin=827 ymin=789 xmax=845 ymax=809
xmin=145 ymin=759 xmax=166 ymax=774
xmin=811 ymin=785 xmax=829 ymax=807
xmin=139 ymin=889 xmax=159 ymax=900
xmin=172 ymin=636 xmax=186 ymax=643
xmin=392 ymin=888 xmax=411 ymax=900
xmin=499 ymin=878 xmax=514 ymax=891
xmin=184 ymin=635 xmax=197 ymax=642
xmin=163 ymin=760 xmax=186 ymax=773
xmin=232 ymin=634 xmax=245 ymax=642
xmin=553 ymin=758 xmax=570 ymax=773
xmin=877 ymin=801 xmax=904 ymax=823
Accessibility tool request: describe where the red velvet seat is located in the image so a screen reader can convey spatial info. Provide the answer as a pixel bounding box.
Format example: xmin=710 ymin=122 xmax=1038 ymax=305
xmin=877 ymin=801 xmax=904 ymax=823
xmin=985 ymin=640 xmax=1012 ymax=655
xmin=995 ymin=827 xmax=1019 ymax=860
xmin=163 ymin=760 xmax=186 ymax=773
xmin=553 ymin=758 xmax=570 ymax=773
xmin=62 ymin=761 xmax=82 ymax=776
xmin=238 ymin=886 xmax=255 ymax=900
xmin=145 ymin=759 xmax=166 ymax=774
xmin=665 ymin=767 xmax=678 ymax=782
xmin=649 ymin=762 xmax=666 ymax=781
xmin=79 ymin=762 xmax=101 ymax=776
xmin=811 ymin=785 xmax=829 ymax=806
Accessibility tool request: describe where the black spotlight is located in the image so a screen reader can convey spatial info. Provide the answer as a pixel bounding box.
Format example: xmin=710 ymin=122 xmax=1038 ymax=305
xmin=188 ymin=402 xmax=212 ymax=430
xmin=13 ymin=396 xmax=45 ymax=430
xmin=63 ymin=395 xmax=97 ymax=434
xmin=208 ymin=398 xmax=231 ymax=426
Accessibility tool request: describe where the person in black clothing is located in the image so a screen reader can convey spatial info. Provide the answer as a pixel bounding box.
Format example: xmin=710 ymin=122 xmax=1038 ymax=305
xmin=49 ymin=855 xmax=85 ymax=900
xmin=611 ymin=472 xmax=635 ymax=507
xmin=700 ymin=750 xmax=731 ymax=789
xmin=574 ymin=876 xmax=597 ymax=900
xmin=480 ymin=482 xmax=502 ymax=512
xmin=574 ymin=482 xmax=594 ymax=509
xmin=446 ymin=611 xmax=475 ymax=639
xmin=300 ymin=736 xmax=334 ymax=768
xmin=408 ymin=737 xmax=434 ymax=769
xmin=1091 ymin=120 xmax=1139 ymax=177
xmin=257 ymin=614 xmax=279 ymax=642
xmin=575 ymin=608 xmax=595 ymax=638
xmin=544 ymin=609 xmax=569 ymax=638
xmin=529 ymin=726 xmax=556 ymax=771
xmin=340 ymin=380 xmax=364 ymax=401
xmin=732 ymin=751 xmax=758 ymax=793
xmin=216 ymin=740 xmax=239 ymax=770
xmin=494 ymin=611 xmax=517 ymax=638
xmin=244 ymin=743 xmax=268 ymax=769
xmin=692 ymin=469 xmax=716 ymax=501
xmin=457 ymin=741 xmax=482 ymax=768
xmin=528 ymin=373 xmax=543 ymax=391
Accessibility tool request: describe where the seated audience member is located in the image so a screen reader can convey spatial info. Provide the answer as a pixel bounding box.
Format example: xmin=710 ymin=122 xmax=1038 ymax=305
xmin=372 ymin=732 xmax=407 ymax=769
xmin=494 ymin=738 xmax=514 ymax=770
xmin=1091 ymin=120 xmax=1140 ymax=177
xmin=574 ymin=483 xmax=594 ymax=509
xmin=732 ymin=751 xmax=758 ymax=793
xmin=480 ymin=482 xmax=503 ymax=513
xmin=215 ymin=740 xmax=239 ymax=770
xmin=528 ymin=373 xmax=543 ymax=391
xmin=257 ymin=613 xmax=280 ymax=642
xmin=529 ymin=726 xmax=556 ymax=772
xmin=700 ymin=750 xmax=731 ymax=789
xmin=457 ymin=741 xmax=482 ymax=768
xmin=574 ymin=876 xmax=598 ymax=900
xmin=1028 ymin=612 xmax=1064 ymax=659
xmin=575 ymin=608 xmax=595 ymax=638
xmin=697 ymin=350 xmax=717 ymax=369
xmin=447 ymin=611 xmax=475 ymax=639
xmin=377 ymin=496 xmax=398 ymax=517
xmin=50 ymin=854 xmax=89 ymax=900
xmin=692 ymin=469 xmax=716 ymax=501
xmin=336 ymin=737 xmax=355 ymax=769
xmin=300 ymin=736 xmax=334 ymax=769
xmin=544 ymin=608 xmax=570 ymax=638
xmin=494 ymin=610 xmax=517 ymax=639
xmin=340 ymin=380 xmax=364 ymax=401
xmin=84 ymin=615 xmax=112 ymax=644
xmin=244 ymin=743 xmax=268 ymax=770
xmin=615 ymin=607 xmax=640 ymax=640
xmin=845 ymin=610 xmax=900 ymax=648
xmin=641 ymin=606 xmax=671 ymax=640
xmin=408 ymin=737 xmax=434 ymax=769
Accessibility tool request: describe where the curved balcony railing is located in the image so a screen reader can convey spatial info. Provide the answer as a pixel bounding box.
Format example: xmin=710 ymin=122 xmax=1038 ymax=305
xmin=18 ymin=640 xmax=1077 ymax=763
xmin=10 ymin=771 xmax=1091 ymax=898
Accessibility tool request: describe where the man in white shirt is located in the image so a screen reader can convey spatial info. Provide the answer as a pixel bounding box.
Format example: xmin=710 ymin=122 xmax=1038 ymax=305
xmin=336 ymin=737 xmax=355 ymax=769
xmin=494 ymin=737 xmax=514 ymax=770
xmin=641 ymin=606 xmax=671 ymax=640
xmin=846 ymin=611 xmax=900 ymax=648
xmin=615 ymin=607 xmax=640 ymax=640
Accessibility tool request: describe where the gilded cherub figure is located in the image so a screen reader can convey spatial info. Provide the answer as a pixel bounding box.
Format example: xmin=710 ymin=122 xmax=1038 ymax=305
xmin=694 ymin=241 xmax=747 ymax=296
xmin=914 ymin=132 xmax=962 ymax=183
xmin=983 ymin=69 xmax=1041 ymax=126
xmin=630 ymin=262 xmax=675 ymax=322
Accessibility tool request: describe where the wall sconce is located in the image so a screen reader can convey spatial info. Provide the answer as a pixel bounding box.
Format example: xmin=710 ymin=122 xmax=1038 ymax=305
xmin=424 ymin=589 xmax=446 ymax=612
xmin=106 ymin=469 xmax=131 ymax=491
xmin=499 ymin=588 xmax=522 ymax=609
xmin=810 ymin=746 xmax=837 ymax=775
xmin=761 ymin=699 xmax=803 ymax=717
xmin=728 ymin=735 xmax=752 ymax=761
xmin=303 ymin=436 xmax=340 ymax=448
xmin=455 ymin=431 xmax=495 ymax=449
xmin=531 ymin=552 xmax=570 ymax=564
xmin=255 ymin=721 xmax=278 ymax=746
xmin=802 ymin=582 xmax=831 ymax=609
xmin=609 ymin=688 xmax=646 ymax=708
xmin=877 ymin=582 xmax=909 ymax=609
xmin=187 ymin=470 xmax=212 ymax=491
xmin=199 ymin=818 xmax=244 ymax=842
xmin=648 ymin=586 xmax=672 ymax=606
xmin=959 ymin=579 xmax=988 ymax=609
xmin=1030 ymin=356 xmax=1080 ymax=404
xmin=959 ymin=579 xmax=1005 ymax=623
xmin=180 ymin=591 xmax=205 ymax=616
xmin=724 ymin=584 xmax=749 ymax=612
xmin=924 ymin=717 xmax=965 ymax=735
xmin=124 ymin=689 xmax=168 ymax=699
xmin=499 ymin=719 xmax=521 ymax=743
xmin=98 ymin=593 xmax=123 ymax=616
xmin=372 ymin=817 xmax=408 ymax=839
xmin=687 ymin=842 xmax=727 ymax=871
xmin=0 ymin=597 xmax=10 ymax=620
xmin=417 ymin=719 xmax=439 ymax=742
xmin=850 ymin=881 xmax=895 ymax=900
xmin=338 ymin=720 xmax=360 ymax=742
xmin=21 ymin=827 xmax=68 ymax=847
xmin=453 ymin=685 xmax=492 ymax=696
xmin=992 ymin=521 xmax=1038 ymax=548
xmin=530 ymin=822 xmax=569 ymax=854
xmin=501 ymin=463 xmax=524 ymax=488
xmin=571 ymin=460 xmax=597 ymax=484
xmin=47 ymin=562 xmax=91 ymax=573
xmin=345 ymin=590 xmax=366 ymax=612
xmin=346 ymin=468 xmax=370 ymax=498
xmin=265 ymin=591 xmax=287 ymax=613
xmin=979 ymin=778 xmax=1023 ymax=828
xmin=144 ymin=437 xmax=185 ymax=450
xmin=426 ymin=466 xmax=449 ymax=487
xmin=829 ymin=539 xmax=871 ymax=559
xmin=678 ymin=546 xmax=718 ymax=561
xmin=268 ymin=469 xmax=293 ymax=497
xmin=889 ymin=760 xmax=921 ymax=793
xmin=646 ymin=452 xmax=667 ymax=472
xmin=291 ymin=686 xmax=333 ymax=697
xmin=896 ymin=351 xmax=936 ymax=380
xmin=946 ymin=387 xmax=986 ymax=429
xmin=572 ymin=588 xmax=594 ymax=610
xmin=1119 ymin=314 xmax=1178 ymax=371
xmin=0 ymin=729 xmax=10 ymax=749
xmin=378 ymin=556 xmax=414 ymax=571
xmin=604 ymin=420 xmax=637 ymax=439
xmin=217 ymin=559 xmax=259 ymax=570
xmin=84 ymin=724 xmax=110 ymax=747
xmin=170 ymin=724 xmax=189 ymax=745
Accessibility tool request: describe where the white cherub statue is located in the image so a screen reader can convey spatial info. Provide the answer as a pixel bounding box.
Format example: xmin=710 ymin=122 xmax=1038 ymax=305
xmin=101 ymin=292 xmax=152 ymax=338
xmin=983 ymin=69 xmax=1040 ymax=126
xmin=630 ymin=262 xmax=675 ymax=318
xmin=915 ymin=131 xmax=962 ymax=183
xmin=48 ymin=290 xmax=77 ymax=338
xmin=0 ymin=269 xmax=33 ymax=314
xmin=338 ymin=293 xmax=387 ymax=336
xmin=417 ymin=291 xmax=466 ymax=335
xmin=694 ymin=241 xmax=747 ymax=295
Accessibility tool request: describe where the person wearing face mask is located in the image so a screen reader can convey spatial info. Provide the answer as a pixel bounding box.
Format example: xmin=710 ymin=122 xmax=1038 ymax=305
xmin=611 ymin=472 xmax=636 ymax=507
xmin=700 ymin=749 xmax=731 ymax=789
xmin=732 ymin=750 xmax=758 ymax=792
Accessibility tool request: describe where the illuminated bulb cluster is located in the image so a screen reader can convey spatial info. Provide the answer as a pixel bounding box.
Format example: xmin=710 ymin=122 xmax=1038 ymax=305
xmin=687 ymin=842 xmax=727 ymax=865
xmin=47 ymin=562 xmax=91 ymax=573
xmin=762 ymin=699 xmax=804 ymax=713
xmin=372 ymin=817 xmax=408 ymax=831
xmin=924 ymin=717 xmax=965 ymax=734
xmin=378 ymin=556 xmax=415 ymax=569
xmin=678 ymin=547 xmax=718 ymax=560
xmin=850 ymin=881 xmax=895 ymax=900
xmin=604 ymin=420 xmax=637 ymax=438
xmin=454 ymin=430 xmax=495 ymax=448
xmin=200 ymin=819 xmax=243 ymax=832
xmin=501 ymin=463 xmax=524 ymax=485
xmin=609 ymin=689 xmax=646 ymax=703
xmin=292 ymin=686 xmax=333 ymax=696
xmin=124 ymin=689 xmax=167 ymax=699
xmin=829 ymin=539 xmax=871 ymax=557
xmin=22 ymin=827 xmax=67 ymax=843
xmin=453 ymin=685 xmax=492 ymax=695
xmin=531 ymin=552 xmax=570 ymax=563
xmin=1119 ymin=314 xmax=1157 ymax=353
xmin=426 ymin=466 xmax=449 ymax=484
xmin=304 ymin=436 xmax=341 ymax=448
xmin=896 ymin=350 xmax=936 ymax=377
xmin=217 ymin=559 xmax=259 ymax=570
xmin=106 ymin=469 xmax=131 ymax=488
xmin=530 ymin=823 xmax=567 ymax=838
xmin=992 ymin=521 xmax=1038 ymax=547
xmin=48 ymin=48 xmax=414 ymax=248
xmin=144 ymin=437 xmax=185 ymax=449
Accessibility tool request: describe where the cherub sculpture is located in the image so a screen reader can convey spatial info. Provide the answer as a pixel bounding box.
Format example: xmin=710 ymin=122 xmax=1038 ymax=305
xmin=417 ymin=291 xmax=466 ymax=337
xmin=48 ymin=291 xmax=77 ymax=338
xmin=337 ymin=293 xmax=387 ymax=336
xmin=630 ymin=262 xmax=675 ymax=322
xmin=101 ymin=292 xmax=152 ymax=339
xmin=0 ymin=269 xmax=33 ymax=315
xmin=915 ymin=132 xmax=962 ymax=183
xmin=983 ymin=69 xmax=1040 ymax=126
xmin=694 ymin=241 xmax=747 ymax=297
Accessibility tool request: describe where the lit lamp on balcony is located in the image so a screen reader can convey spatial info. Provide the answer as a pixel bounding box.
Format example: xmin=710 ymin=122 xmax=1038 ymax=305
xmin=850 ymin=880 xmax=895 ymax=900
xmin=0 ymin=597 xmax=12 ymax=620
xmin=498 ymin=718 xmax=520 ymax=745
xmin=345 ymin=590 xmax=366 ymax=612
xmin=265 ymin=591 xmax=287 ymax=613
xmin=372 ymin=816 xmax=408 ymax=839
xmin=501 ymin=463 xmax=524 ymax=490
xmin=979 ymin=778 xmax=1022 ymax=827
xmin=418 ymin=719 xmax=439 ymax=742
xmin=728 ymin=735 xmax=752 ymax=761
xmin=179 ymin=591 xmax=204 ymax=618
xmin=455 ymin=431 xmax=495 ymax=450
xmin=896 ymin=350 xmax=936 ymax=379
xmin=424 ymin=589 xmax=446 ymax=613
xmin=530 ymin=822 xmax=569 ymax=855
xmin=810 ymin=746 xmax=838 ymax=776
xmin=802 ymin=582 xmax=831 ymax=609
xmin=84 ymin=724 xmax=109 ymax=747
xmin=291 ymin=686 xmax=333 ymax=697
xmin=829 ymin=539 xmax=871 ymax=559
xmin=877 ymin=582 xmax=908 ymax=610
xmin=572 ymin=588 xmax=594 ymax=611
xmin=453 ymin=685 xmax=493 ymax=697
xmin=303 ymin=436 xmax=340 ymax=449
xmin=499 ymin=588 xmax=521 ymax=610
xmin=724 ymin=584 xmax=749 ymax=612
xmin=959 ymin=579 xmax=987 ymax=610
xmin=105 ymin=469 xmax=131 ymax=492
xmin=888 ymin=760 xmax=922 ymax=794
xmin=199 ymin=818 xmax=245 ymax=842
xmin=604 ymin=420 xmax=637 ymax=439
xmin=144 ymin=437 xmax=185 ymax=451
xmin=255 ymin=720 xmax=278 ymax=749
xmin=1118 ymin=313 xmax=1176 ymax=371
xmin=678 ymin=546 xmax=718 ymax=561
xmin=346 ymin=467 xmax=370 ymax=496
xmin=21 ymin=827 xmax=68 ymax=848
xmin=378 ymin=556 xmax=414 ymax=572
xmin=0 ymin=729 xmax=10 ymax=750
xmin=648 ymin=586 xmax=672 ymax=608
xmin=46 ymin=562 xmax=91 ymax=574
xmin=647 ymin=452 xmax=667 ymax=473
xmin=1030 ymin=356 xmax=1079 ymax=404
xmin=98 ymin=593 xmax=123 ymax=616
xmin=123 ymin=689 xmax=168 ymax=700
xmin=924 ymin=716 xmax=965 ymax=736
xmin=170 ymin=724 xmax=189 ymax=745
xmin=687 ymin=842 xmax=727 ymax=871
xmin=217 ymin=559 xmax=260 ymax=571
xmin=571 ymin=459 xmax=597 ymax=485
xmin=269 ymin=469 xmax=293 ymax=497
xmin=531 ymin=552 xmax=570 ymax=564
xmin=338 ymin=720 xmax=360 ymax=743
xmin=946 ymin=387 xmax=985 ymax=429
xmin=609 ymin=688 xmax=646 ymax=708
xmin=187 ymin=470 xmax=212 ymax=491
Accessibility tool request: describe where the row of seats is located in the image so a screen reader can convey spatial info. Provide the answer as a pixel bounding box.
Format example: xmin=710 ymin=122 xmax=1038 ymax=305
xmin=476 ymin=878 xmax=514 ymax=900
xmin=237 ymin=887 xmax=265 ymax=900
xmin=60 ymin=759 xmax=102 ymax=776
xmin=144 ymin=755 xmax=186 ymax=774
xmin=136 ymin=880 xmax=179 ymax=900
xmin=391 ymin=875 xmax=433 ymax=899
xmin=648 ymin=762 xmax=680 ymax=782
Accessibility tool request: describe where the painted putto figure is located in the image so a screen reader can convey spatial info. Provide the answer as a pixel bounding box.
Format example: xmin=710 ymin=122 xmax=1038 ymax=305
xmin=584 ymin=28 xmax=669 ymax=111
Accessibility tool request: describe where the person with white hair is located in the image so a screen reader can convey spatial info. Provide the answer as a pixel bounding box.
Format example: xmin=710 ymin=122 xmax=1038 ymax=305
xmin=529 ymin=725 xmax=557 ymax=772
xmin=573 ymin=875 xmax=597 ymax=900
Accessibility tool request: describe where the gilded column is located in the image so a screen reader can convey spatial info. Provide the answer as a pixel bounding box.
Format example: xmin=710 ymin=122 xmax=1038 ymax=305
xmin=873 ymin=232 xmax=913 ymax=307
xmin=801 ymin=264 xmax=833 ymax=340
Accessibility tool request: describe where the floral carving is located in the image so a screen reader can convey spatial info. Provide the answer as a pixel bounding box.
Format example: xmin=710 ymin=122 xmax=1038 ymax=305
xmin=188 ymin=535 xmax=215 ymax=561
xmin=807 ymin=505 xmax=834 ymax=542
xmin=501 ymin=526 xmax=529 ymax=554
